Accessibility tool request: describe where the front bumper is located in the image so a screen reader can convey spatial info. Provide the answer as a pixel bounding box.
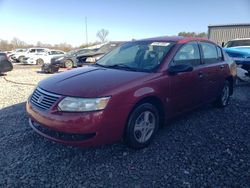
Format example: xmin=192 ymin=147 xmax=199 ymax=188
xmin=29 ymin=118 xmax=96 ymax=142
xmin=26 ymin=99 xmax=130 ymax=146
xmin=234 ymin=58 xmax=250 ymax=66
xmin=52 ymin=60 xmax=65 ymax=68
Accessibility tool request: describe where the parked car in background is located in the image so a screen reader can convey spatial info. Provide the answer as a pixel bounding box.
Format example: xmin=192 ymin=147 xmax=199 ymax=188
xmin=223 ymin=50 xmax=237 ymax=82
xmin=223 ymin=38 xmax=250 ymax=81
xmin=0 ymin=52 xmax=13 ymax=74
xmin=4 ymin=51 xmax=14 ymax=61
xmin=51 ymin=48 xmax=93 ymax=69
xmin=224 ymin=38 xmax=250 ymax=68
xmin=27 ymin=37 xmax=235 ymax=149
xmin=23 ymin=50 xmax=65 ymax=65
xmin=12 ymin=48 xmax=50 ymax=62
xmin=76 ymin=42 xmax=125 ymax=66
xmin=10 ymin=48 xmax=27 ymax=62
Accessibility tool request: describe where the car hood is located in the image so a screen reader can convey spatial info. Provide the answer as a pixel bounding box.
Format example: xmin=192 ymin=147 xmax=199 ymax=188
xmin=38 ymin=65 xmax=149 ymax=97
xmin=224 ymin=47 xmax=250 ymax=56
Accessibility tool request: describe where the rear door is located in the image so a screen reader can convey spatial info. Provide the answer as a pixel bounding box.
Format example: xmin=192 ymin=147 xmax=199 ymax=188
xmin=167 ymin=42 xmax=204 ymax=116
xmin=199 ymin=42 xmax=227 ymax=102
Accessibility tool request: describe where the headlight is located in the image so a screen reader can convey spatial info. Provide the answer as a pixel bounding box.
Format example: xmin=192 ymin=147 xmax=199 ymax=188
xmin=86 ymin=57 xmax=96 ymax=63
xmin=58 ymin=97 xmax=111 ymax=112
xmin=56 ymin=57 xmax=64 ymax=61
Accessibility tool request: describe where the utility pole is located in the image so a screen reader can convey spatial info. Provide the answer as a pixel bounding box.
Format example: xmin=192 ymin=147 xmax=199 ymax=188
xmin=85 ymin=16 xmax=88 ymax=46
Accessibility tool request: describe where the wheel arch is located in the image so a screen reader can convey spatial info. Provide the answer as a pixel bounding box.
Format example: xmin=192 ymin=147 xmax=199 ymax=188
xmin=127 ymin=95 xmax=165 ymax=127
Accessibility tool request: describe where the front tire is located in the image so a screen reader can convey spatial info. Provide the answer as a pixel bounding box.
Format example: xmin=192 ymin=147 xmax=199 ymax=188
xmin=124 ymin=103 xmax=159 ymax=149
xmin=215 ymin=80 xmax=230 ymax=108
xmin=64 ymin=60 xmax=73 ymax=69
xmin=18 ymin=56 xmax=24 ymax=62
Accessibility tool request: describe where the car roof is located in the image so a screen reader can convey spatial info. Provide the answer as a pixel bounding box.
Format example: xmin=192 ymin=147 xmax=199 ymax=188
xmin=138 ymin=36 xmax=210 ymax=44
xmin=228 ymin=38 xmax=250 ymax=41
xmin=28 ymin=48 xmax=50 ymax=50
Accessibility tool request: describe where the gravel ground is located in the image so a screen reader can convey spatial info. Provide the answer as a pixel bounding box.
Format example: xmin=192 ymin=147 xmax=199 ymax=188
xmin=0 ymin=65 xmax=250 ymax=187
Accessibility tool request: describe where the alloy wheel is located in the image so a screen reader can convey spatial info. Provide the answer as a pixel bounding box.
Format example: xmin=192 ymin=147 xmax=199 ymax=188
xmin=133 ymin=111 xmax=156 ymax=143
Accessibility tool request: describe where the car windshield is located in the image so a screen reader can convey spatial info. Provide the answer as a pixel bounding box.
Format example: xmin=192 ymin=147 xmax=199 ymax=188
xmin=225 ymin=40 xmax=250 ymax=48
xmin=96 ymin=41 xmax=175 ymax=72
xmin=67 ymin=49 xmax=77 ymax=55
xmin=76 ymin=49 xmax=89 ymax=55
xmin=96 ymin=43 xmax=121 ymax=53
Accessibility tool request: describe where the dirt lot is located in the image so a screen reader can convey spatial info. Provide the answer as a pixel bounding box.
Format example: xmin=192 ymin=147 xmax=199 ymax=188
xmin=0 ymin=65 xmax=250 ymax=187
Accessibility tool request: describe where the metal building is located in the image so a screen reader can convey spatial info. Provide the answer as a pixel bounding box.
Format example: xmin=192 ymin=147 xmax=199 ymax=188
xmin=208 ymin=23 xmax=250 ymax=45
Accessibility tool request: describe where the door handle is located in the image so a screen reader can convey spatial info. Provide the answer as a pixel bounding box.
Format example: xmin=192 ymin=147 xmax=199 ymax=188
xmin=220 ymin=65 xmax=225 ymax=69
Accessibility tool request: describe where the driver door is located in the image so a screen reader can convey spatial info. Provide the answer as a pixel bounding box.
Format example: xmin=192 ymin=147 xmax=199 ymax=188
xmin=167 ymin=42 xmax=205 ymax=116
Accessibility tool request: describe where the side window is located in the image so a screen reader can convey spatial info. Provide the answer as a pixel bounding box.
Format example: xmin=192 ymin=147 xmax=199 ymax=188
xmin=217 ymin=46 xmax=223 ymax=61
xmin=29 ymin=49 xmax=36 ymax=53
xmin=172 ymin=42 xmax=201 ymax=67
xmin=37 ymin=49 xmax=45 ymax=53
xmin=200 ymin=42 xmax=218 ymax=64
xmin=50 ymin=51 xmax=57 ymax=55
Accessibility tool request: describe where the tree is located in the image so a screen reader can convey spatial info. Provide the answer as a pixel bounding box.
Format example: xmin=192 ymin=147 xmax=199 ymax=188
xmin=178 ymin=32 xmax=207 ymax=38
xmin=96 ymin=29 xmax=109 ymax=43
xmin=11 ymin=37 xmax=26 ymax=48
xmin=0 ymin=39 xmax=13 ymax=51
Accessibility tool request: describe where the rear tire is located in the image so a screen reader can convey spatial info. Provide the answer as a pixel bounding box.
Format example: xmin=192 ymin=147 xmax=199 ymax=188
xmin=215 ymin=80 xmax=230 ymax=108
xmin=124 ymin=103 xmax=159 ymax=149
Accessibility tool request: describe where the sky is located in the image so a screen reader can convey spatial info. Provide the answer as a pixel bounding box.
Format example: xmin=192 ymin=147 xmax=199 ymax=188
xmin=0 ymin=0 xmax=249 ymax=47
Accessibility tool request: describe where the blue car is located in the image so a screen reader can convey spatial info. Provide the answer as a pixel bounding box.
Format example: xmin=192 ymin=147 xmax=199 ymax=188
xmin=223 ymin=38 xmax=250 ymax=71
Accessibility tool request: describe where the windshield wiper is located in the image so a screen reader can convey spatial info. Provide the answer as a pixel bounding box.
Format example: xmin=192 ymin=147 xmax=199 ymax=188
xmin=104 ymin=64 xmax=139 ymax=71
xmin=92 ymin=63 xmax=108 ymax=68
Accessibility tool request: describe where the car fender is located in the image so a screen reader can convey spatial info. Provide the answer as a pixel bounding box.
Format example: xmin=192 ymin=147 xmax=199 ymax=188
xmin=134 ymin=87 xmax=155 ymax=98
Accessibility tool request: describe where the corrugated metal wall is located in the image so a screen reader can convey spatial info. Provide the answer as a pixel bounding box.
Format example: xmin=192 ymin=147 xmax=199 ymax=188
xmin=208 ymin=25 xmax=250 ymax=45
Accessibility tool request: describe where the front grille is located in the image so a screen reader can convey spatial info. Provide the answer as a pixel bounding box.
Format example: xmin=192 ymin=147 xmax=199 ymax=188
xmin=31 ymin=87 xmax=61 ymax=110
xmin=30 ymin=119 xmax=96 ymax=142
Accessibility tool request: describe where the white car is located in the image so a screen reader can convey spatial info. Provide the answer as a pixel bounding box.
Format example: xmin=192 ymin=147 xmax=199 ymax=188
xmin=12 ymin=48 xmax=49 ymax=62
xmin=23 ymin=50 xmax=65 ymax=65
xmin=10 ymin=48 xmax=27 ymax=61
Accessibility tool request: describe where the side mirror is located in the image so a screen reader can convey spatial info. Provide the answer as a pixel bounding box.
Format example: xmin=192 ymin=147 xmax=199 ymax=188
xmin=222 ymin=42 xmax=225 ymax=47
xmin=168 ymin=64 xmax=193 ymax=75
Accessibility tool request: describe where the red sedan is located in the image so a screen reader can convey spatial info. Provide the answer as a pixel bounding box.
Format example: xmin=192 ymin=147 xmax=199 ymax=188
xmin=26 ymin=37 xmax=235 ymax=149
